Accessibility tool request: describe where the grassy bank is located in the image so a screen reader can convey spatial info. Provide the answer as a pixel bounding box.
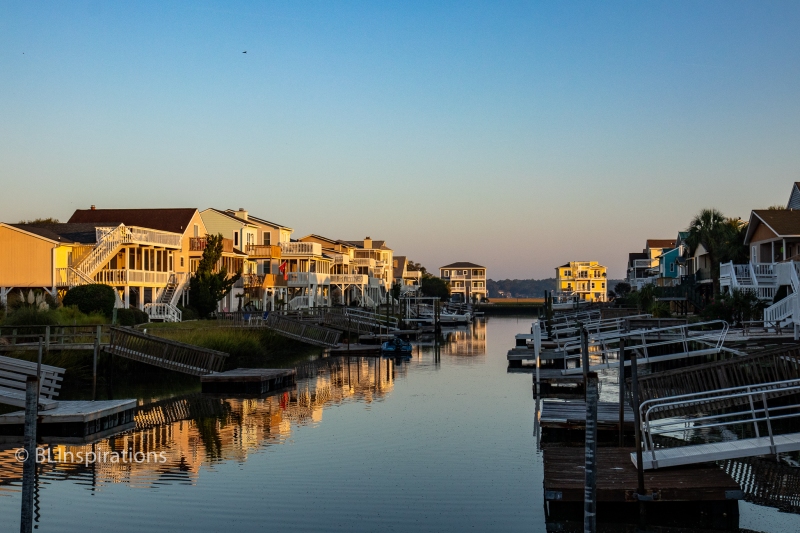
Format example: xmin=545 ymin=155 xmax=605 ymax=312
xmin=143 ymin=320 xmax=323 ymax=369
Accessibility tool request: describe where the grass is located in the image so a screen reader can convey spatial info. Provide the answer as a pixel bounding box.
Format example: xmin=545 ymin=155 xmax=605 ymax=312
xmin=484 ymin=298 xmax=544 ymax=305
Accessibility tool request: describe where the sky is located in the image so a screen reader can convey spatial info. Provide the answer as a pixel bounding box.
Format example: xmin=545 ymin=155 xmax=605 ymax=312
xmin=1 ymin=1 xmax=799 ymax=279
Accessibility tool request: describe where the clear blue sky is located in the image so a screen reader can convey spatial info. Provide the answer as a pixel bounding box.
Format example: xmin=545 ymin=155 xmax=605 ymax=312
xmin=2 ymin=1 xmax=798 ymax=278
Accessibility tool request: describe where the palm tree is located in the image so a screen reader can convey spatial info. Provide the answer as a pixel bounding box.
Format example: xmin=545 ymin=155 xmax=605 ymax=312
xmin=685 ymin=209 xmax=749 ymax=294
xmin=685 ymin=209 xmax=727 ymax=293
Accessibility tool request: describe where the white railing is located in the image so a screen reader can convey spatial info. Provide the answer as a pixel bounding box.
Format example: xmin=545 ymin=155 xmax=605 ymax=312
xmin=93 ymin=269 xmax=171 ymax=285
xmin=330 ymin=274 xmax=368 ymax=284
xmin=144 ymin=303 xmax=181 ymax=322
xmin=125 ymin=227 xmax=182 ymax=247
xmin=403 ymin=271 xmax=422 ymax=279
xmin=639 ymin=378 xmax=800 ymax=469
xmin=288 ymin=295 xmax=311 ymax=310
xmin=287 ymin=272 xmax=331 ymax=285
xmin=333 ymin=255 xmax=350 ymax=265
xmin=792 ymin=262 xmax=800 ymax=294
xmin=352 ymin=258 xmax=375 ymax=267
xmin=562 ymin=320 xmax=730 ymax=374
xmin=448 ymin=273 xmax=467 ymax=280
xmin=763 ymin=293 xmax=796 ymax=325
xmin=279 ymin=242 xmax=322 ymax=256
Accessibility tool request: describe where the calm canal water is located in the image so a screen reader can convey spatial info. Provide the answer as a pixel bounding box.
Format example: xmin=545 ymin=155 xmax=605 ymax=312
xmin=1 ymin=317 xmax=799 ymax=532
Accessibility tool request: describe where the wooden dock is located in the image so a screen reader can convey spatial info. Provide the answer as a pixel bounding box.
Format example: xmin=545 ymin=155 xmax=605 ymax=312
xmin=200 ymin=368 xmax=296 ymax=394
xmin=543 ymin=447 xmax=742 ymax=529
xmin=540 ymin=400 xmax=634 ymax=430
xmin=328 ymin=344 xmax=383 ymax=355
xmin=0 ymin=399 xmax=137 ymax=439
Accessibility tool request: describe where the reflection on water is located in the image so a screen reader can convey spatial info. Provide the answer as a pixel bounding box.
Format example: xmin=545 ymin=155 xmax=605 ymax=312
xmin=0 ymin=356 xmax=397 ymax=494
xmin=440 ymin=319 xmax=486 ymax=357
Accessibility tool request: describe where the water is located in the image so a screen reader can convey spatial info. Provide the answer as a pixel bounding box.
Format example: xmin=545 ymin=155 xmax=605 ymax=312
xmin=0 ymin=317 xmax=798 ymax=532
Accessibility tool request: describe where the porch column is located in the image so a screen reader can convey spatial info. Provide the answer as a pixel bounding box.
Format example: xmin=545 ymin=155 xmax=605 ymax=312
xmin=124 ymin=286 xmax=130 ymax=308
xmin=784 ymin=239 xmax=787 ymax=261
xmin=0 ymin=287 xmax=8 ymax=307
xmin=772 ymin=241 xmax=775 ymax=263
xmin=139 ymin=288 xmax=145 ymax=311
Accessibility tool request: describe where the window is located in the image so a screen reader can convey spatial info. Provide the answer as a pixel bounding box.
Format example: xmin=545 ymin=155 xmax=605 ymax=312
xmin=180 ymin=257 xmax=184 ymax=268
xmin=234 ymin=232 xmax=239 ymax=247
xmin=443 ymin=270 xmax=450 ymax=277
xmin=670 ymin=263 xmax=675 ymax=273
xmin=263 ymin=232 xmax=271 ymax=246
xmin=591 ymin=282 xmax=595 ymax=288
xmin=193 ymin=224 xmax=199 ymax=238
xmin=601 ymin=283 xmax=605 ymax=288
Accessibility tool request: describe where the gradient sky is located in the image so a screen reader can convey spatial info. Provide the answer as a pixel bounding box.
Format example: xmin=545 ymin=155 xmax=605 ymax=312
xmin=2 ymin=1 xmax=799 ymax=279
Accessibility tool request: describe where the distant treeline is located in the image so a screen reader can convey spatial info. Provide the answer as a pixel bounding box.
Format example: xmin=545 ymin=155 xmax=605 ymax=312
xmin=487 ymin=278 xmax=626 ymax=298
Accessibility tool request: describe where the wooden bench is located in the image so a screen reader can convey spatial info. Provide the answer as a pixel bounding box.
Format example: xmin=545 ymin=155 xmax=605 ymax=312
xmin=0 ymin=355 xmax=65 ymax=410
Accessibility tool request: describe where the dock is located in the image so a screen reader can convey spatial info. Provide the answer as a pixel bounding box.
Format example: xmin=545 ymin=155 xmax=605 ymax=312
xmin=0 ymin=399 xmax=137 ymax=439
xmin=328 ymin=344 xmax=383 ymax=355
xmin=200 ymin=368 xmax=296 ymax=394
xmin=543 ymin=447 xmax=742 ymax=529
xmin=540 ymin=400 xmax=634 ymax=430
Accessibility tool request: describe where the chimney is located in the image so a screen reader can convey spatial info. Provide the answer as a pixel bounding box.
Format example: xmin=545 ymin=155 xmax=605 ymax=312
xmin=234 ymin=208 xmax=248 ymax=221
xmin=90 ymin=205 xmax=96 ymax=210
xmin=364 ymin=236 xmax=372 ymax=249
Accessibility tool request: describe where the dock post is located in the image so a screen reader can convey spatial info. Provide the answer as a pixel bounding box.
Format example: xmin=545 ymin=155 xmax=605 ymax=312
xmin=631 ymin=353 xmax=646 ymax=524
xmin=36 ymin=338 xmax=42 ymax=397
xmin=20 ymin=375 xmax=38 ymax=533
xmin=44 ymin=326 xmax=50 ymax=354
xmin=584 ymin=371 xmax=598 ymax=533
xmin=618 ymin=338 xmax=626 ymax=447
xmin=580 ymin=326 xmax=589 ymax=399
xmin=93 ymin=325 xmax=101 ymax=401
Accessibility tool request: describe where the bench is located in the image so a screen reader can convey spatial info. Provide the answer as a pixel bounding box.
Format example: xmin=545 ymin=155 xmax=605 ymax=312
xmin=0 ymin=355 xmax=65 ymax=410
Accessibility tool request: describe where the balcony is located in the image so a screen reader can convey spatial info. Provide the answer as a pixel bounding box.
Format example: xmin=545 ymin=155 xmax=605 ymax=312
xmin=245 ymin=244 xmax=281 ymax=259
xmin=96 ymin=225 xmax=183 ymax=249
xmin=352 ymin=258 xmax=376 ymax=268
xmin=280 ymin=242 xmax=322 ymax=256
xmin=287 ymin=272 xmax=331 ymax=286
xmin=448 ymin=274 xmax=466 ymax=280
xmin=190 ymin=237 xmax=234 ymax=253
xmin=331 ymin=274 xmax=369 ymax=285
xmin=334 ymin=255 xmax=350 ymax=265
xmin=93 ymin=269 xmax=171 ymax=285
xmin=403 ymin=271 xmax=422 ymax=280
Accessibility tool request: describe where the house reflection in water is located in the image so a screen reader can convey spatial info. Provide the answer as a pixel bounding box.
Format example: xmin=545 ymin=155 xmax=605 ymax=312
xmin=441 ymin=319 xmax=486 ymax=357
xmin=0 ymin=356 xmax=395 ymax=492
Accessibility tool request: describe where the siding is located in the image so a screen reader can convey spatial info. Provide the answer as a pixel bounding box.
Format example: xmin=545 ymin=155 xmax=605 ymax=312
xmin=0 ymin=226 xmax=55 ymax=287
xmin=750 ymin=221 xmax=778 ymax=244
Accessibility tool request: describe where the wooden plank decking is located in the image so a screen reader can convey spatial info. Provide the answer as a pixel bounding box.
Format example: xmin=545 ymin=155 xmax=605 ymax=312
xmin=544 ymin=447 xmax=741 ymax=503
xmin=201 ymin=368 xmax=296 ymax=394
xmin=540 ymin=400 xmax=634 ymax=430
xmin=0 ymin=399 xmax=137 ymax=438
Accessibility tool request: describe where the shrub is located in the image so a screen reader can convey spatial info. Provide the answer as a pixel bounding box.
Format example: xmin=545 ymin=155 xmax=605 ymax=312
xmin=178 ymin=305 xmax=198 ymax=321
xmin=116 ymin=308 xmax=149 ymax=326
xmin=53 ymin=306 xmax=108 ymax=325
xmin=62 ymin=284 xmax=116 ymax=317
xmin=3 ymin=307 xmax=59 ymax=326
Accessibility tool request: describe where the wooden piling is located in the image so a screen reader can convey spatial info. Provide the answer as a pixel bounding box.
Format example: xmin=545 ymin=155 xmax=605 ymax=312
xmin=580 ymin=326 xmax=589 ymax=400
xmin=618 ymin=338 xmax=626 ymax=447
xmin=631 ymin=353 xmax=646 ymax=524
xmin=20 ymin=375 xmax=38 ymax=533
xmin=93 ymin=326 xmax=100 ymax=401
xmin=584 ymin=371 xmax=598 ymax=533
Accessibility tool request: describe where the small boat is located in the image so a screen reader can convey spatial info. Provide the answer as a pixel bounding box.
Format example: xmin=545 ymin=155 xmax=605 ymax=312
xmin=381 ymin=337 xmax=413 ymax=355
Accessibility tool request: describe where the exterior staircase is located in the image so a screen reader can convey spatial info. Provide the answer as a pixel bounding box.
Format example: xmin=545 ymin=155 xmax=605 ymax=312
xmin=144 ymin=273 xmax=188 ymax=322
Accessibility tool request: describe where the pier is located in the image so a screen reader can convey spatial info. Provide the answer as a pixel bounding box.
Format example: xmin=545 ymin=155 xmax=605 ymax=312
xmin=201 ymin=368 xmax=296 ymax=394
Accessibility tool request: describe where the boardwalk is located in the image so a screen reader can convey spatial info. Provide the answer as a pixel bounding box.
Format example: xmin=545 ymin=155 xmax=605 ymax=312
xmin=264 ymin=314 xmax=341 ymax=348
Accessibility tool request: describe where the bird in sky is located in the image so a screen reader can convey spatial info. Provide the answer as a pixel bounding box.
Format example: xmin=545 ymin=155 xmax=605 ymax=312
xmin=243 ymin=51 xmax=247 ymax=54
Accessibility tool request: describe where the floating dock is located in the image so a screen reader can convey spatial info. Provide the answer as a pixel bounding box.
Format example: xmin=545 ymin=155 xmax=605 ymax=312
xmin=0 ymin=399 xmax=137 ymax=439
xmin=540 ymin=400 xmax=634 ymax=430
xmin=543 ymin=447 xmax=742 ymax=530
xmin=328 ymin=344 xmax=383 ymax=355
xmin=200 ymin=368 xmax=296 ymax=394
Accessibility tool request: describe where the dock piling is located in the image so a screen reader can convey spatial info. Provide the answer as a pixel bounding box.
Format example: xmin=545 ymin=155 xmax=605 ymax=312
xmin=580 ymin=326 xmax=589 ymax=400
xmin=618 ymin=338 xmax=626 ymax=447
xmin=584 ymin=371 xmax=598 ymax=533
xmin=630 ymin=353 xmax=646 ymax=524
xmin=20 ymin=375 xmax=38 ymax=533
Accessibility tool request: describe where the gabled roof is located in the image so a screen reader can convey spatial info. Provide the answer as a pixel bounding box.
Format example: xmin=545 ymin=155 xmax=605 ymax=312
xmin=10 ymin=223 xmax=113 ymax=244
xmin=69 ymin=208 xmax=197 ymax=234
xmin=203 ymin=208 xmax=259 ymax=228
xmin=646 ymin=239 xmax=676 ymax=249
xmin=300 ymin=234 xmax=355 ymax=248
xmin=744 ymin=209 xmax=800 ymax=243
xmin=393 ymin=255 xmax=407 ymax=278
xmin=343 ymin=239 xmax=391 ymax=250
xmin=440 ymin=262 xmax=485 ymax=269
xmin=229 ymin=211 xmax=292 ymax=231
xmin=789 ymin=183 xmax=800 ymax=210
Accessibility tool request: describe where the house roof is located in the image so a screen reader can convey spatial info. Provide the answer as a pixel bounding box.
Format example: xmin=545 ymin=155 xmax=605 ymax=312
xmin=646 ymin=239 xmax=676 ymax=249
xmin=229 ymin=211 xmax=292 ymax=231
xmin=745 ymin=209 xmax=800 ymax=243
xmin=69 ymin=208 xmax=197 ymax=234
xmin=203 ymin=208 xmax=259 ymax=228
xmin=393 ymin=255 xmax=407 ymax=278
xmin=628 ymin=252 xmax=648 ymax=266
xmin=10 ymin=223 xmax=114 ymax=244
xmin=440 ymin=262 xmax=485 ymax=269
xmin=343 ymin=239 xmax=391 ymax=250
xmin=300 ymin=234 xmax=355 ymax=248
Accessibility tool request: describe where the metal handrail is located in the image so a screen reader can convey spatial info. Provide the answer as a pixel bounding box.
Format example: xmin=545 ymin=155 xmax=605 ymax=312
xmin=640 ymin=378 xmax=800 ymax=463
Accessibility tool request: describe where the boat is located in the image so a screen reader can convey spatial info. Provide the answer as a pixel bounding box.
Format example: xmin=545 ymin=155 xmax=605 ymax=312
xmin=381 ymin=337 xmax=413 ymax=355
xmin=550 ymin=293 xmax=590 ymax=311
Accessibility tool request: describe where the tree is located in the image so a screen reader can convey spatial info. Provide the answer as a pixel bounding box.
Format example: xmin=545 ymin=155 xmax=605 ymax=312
xmin=18 ymin=217 xmax=60 ymax=225
xmin=420 ymin=274 xmax=450 ymax=300
xmin=407 ymin=260 xmax=427 ymax=275
xmin=613 ymin=282 xmax=631 ymax=298
xmin=189 ymin=234 xmax=241 ymax=318
xmin=685 ymin=208 xmax=748 ymax=293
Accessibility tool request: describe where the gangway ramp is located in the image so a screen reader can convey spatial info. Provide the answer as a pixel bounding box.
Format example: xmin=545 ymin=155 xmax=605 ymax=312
xmin=264 ymin=314 xmax=341 ymax=348
xmin=633 ymin=378 xmax=800 ymax=470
